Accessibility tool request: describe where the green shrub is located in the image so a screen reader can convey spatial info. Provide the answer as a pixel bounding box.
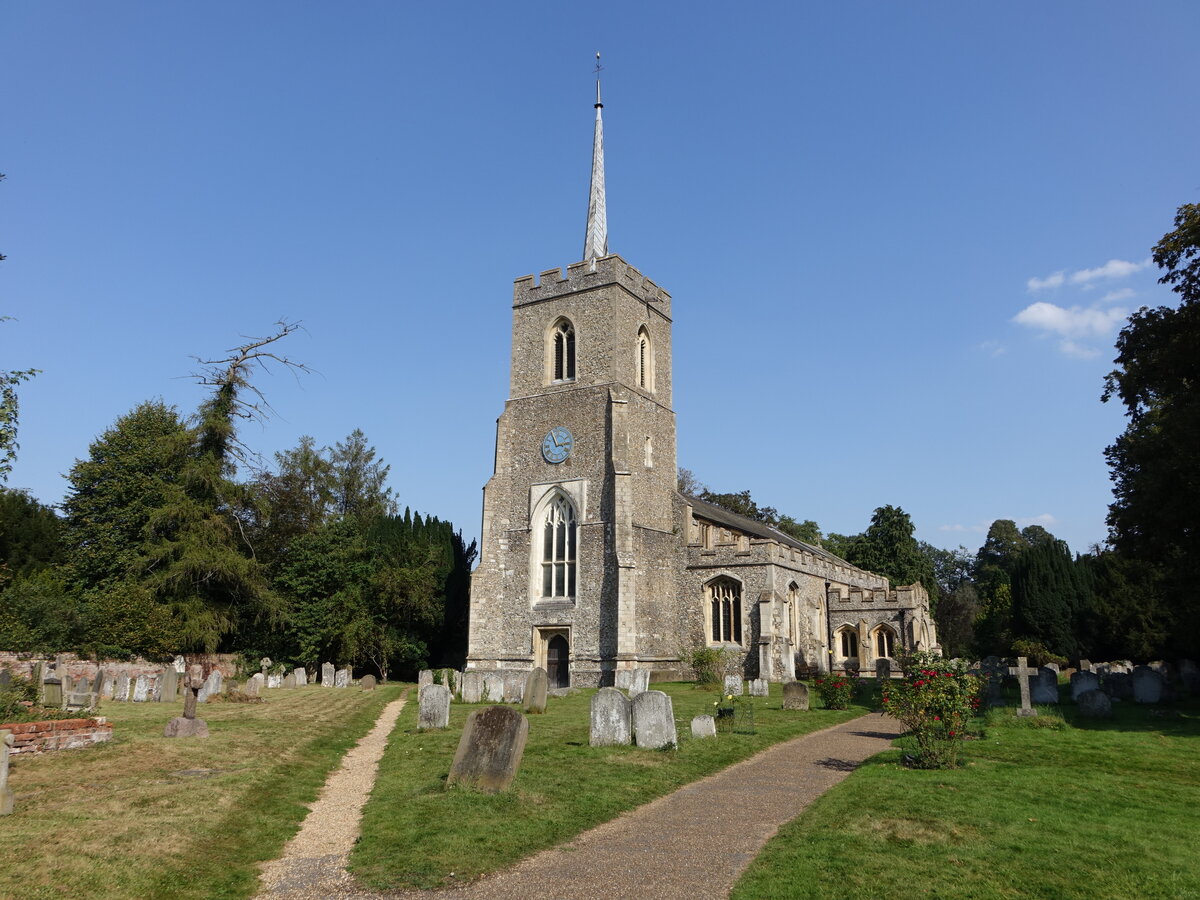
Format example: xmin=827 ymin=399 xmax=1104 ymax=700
xmin=814 ymin=675 xmax=854 ymax=709
xmin=882 ymin=652 xmax=981 ymax=768
xmin=686 ymin=646 xmax=727 ymax=688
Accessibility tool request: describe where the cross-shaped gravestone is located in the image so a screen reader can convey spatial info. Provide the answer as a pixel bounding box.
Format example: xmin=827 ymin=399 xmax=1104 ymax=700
xmin=1008 ymin=656 xmax=1038 ymax=717
xmin=260 ymin=657 xmax=272 ymax=676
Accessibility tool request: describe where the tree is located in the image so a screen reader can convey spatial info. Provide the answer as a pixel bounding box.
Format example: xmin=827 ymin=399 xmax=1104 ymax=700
xmin=677 ymin=467 xmax=707 ymax=496
xmin=776 ymin=515 xmax=822 ymax=545
xmin=848 ymin=505 xmax=937 ymax=604
xmin=0 ymin=488 xmax=64 ymax=578
xmin=1009 ymin=538 xmax=1093 ymax=658
xmin=698 ymin=488 xmax=778 ymax=524
xmin=1102 ymin=202 xmax=1200 ymax=654
xmin=329 ymin=429 xmax=395 ymax=519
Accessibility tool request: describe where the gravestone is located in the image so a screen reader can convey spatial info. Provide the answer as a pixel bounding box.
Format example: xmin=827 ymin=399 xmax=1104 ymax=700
xmin=482 ymin=673 xmax=504 ymax=703
xmin=980 ymin=657 xmax=1006 ymax=706
xmin=0 ymin=731 xmax=14 ymax=815
xmin=250 ymin=672 xmax=266 ymax=693
xmin=749 ymin=678 xmax=769 ymax=697
xmin=160 ymin=668 xmax=178 ymax=703
xmin=502 ymin=672 xmax=525 ymax=703
xmin=260 ymin=657 xmax=272 ymax=676
xmin=724 ymin=675 xmax=744 ymax=697
xmin=267 ymin=674 xmax=282 ymax=689
xmin=448 ymin=706 xmax=529 ymax=793
xmin=244 ymin=675 xmax=261 ymax=698
xmin=283 ymin=673 xmax=297 ymax=690
xmin=1079 ymin=659 xmax=1093 ymax=673
xmin=43 ymin=679 xmax=63 ymax=707
xmin=294 ymin=667 xmax=308 ymax=686
xmin=0 ymin=669 xmax=9 ymax=690
xmin=100 ymin=670 xmax=115 ymax=700
xmin=113 ymin=673 xmax=130 ymax=703
xmin=1070 ymin=671 xmax=1101 ymax=702
xmin=629 ymin=668 xmax=651 ymax=697
xmin=875 ymin=658 xmax=891 ymax=680
xmin=441 ymin=669 xmax=458 ymax=696
xmin=691 ymin=715 xmax=717 ymax=738
xmin=321 ymin=663 xmax=335 ymax=686
xmin=614 ymin=670 xmax=634 ymax=691
xmin=1076 ymin=688 xmax=1113 ymax=718
xmin=632 ymin=690 xmax=677 ymax=749
xmin=418 ymin=684 xmax=451 ymax=730
xmin=1103 ymin=672 xmax=1133 ymax=700
xmin=1132 ymin=666 xmax=1164 ymax=704
xmin=197 ymin=670 xmax=222 ymax=703
xmin=133 ymin=674 xmax=150 ymax=703
xmin=335 ymin=667 xmax=351 ymax=688
xmin=461 ymin=672 xmax=483 ymax=703
xmin=1179 ymin=659 xmax=1200 ymax=695
xmin=1044 ymin=662 xmax=1060 ymax=674
xmin=1008 ymin=657 xmax=1038 ymax=717
xmin=589 ymin=687 xmax=632 ymax=746
xmin=418 ymin=669 xmax=434 ymax=689
xmin=164 ymin=672 xmax=209 ymax=738
xmin=360 ymin=674 xmax=376 ymax=691
xmin=1031 ymin=667 xmax=1059 ymax=705
xmin=62 ymin=674 xmax=73 ymax=695
xmin=173 ymin=655 xmax=186 ymax=674
xmin=523 ymin=667 xmax=548 ymax=714
xmin=782 ymin=681 xmax=810 ymax=711
xmin=1147 ymin=660 xmax=1169 ymax=677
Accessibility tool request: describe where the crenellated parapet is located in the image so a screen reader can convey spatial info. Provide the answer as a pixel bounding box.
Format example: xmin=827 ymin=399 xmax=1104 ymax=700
xmin=513 ymin=254 xmax=671 ymax=312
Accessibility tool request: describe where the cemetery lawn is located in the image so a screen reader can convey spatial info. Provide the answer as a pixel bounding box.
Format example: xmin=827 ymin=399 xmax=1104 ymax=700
xmin=351 ymin=682 xmax=870 ymax=890
xmin=732 ymin=698 xmax=1200 ymax=900
xmin=0 ymin=683 xmax=404 ymax=900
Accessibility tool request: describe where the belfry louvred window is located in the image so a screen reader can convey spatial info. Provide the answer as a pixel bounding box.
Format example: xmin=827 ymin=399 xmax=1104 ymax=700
xmin=542 ymin=495 xmax=577 ymax=598
xmin=553 ymin=320 xmax=576 ymax=382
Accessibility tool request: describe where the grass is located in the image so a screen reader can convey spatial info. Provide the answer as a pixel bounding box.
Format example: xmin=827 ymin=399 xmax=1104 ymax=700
xmin=350 ymin=681 xmax=872 ymax=890
xmin=731 ymin=697 xmax=1200 ymax=900
xmin=0 ymin=682 xmax=404 ymax=900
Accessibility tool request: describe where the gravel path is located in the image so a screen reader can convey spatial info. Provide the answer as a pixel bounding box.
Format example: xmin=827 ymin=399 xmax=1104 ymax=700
xmin=258 ymin=708 xmax=902 ymax=900
xmin=256 ymin=694 xmax=409 ymax=899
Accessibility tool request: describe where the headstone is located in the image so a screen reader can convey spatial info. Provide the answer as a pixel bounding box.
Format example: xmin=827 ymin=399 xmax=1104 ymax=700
xmin=482 ymin=673 xmax=504 ymax=703
xmin=1076 ymin=688 xmax=1112 ymax=718
xmin=294 ymin=667 xmax=307 ymax=686
xmin=418 ymin=669 xmax=434 ymax=689
xmin=43 ymin=679 xmax=63 ymax=707
xmin=283 ymin=673 xmax=297 ymax=690
xmin=875 ymin=658 xmax=891 ymax=680
xmin=1079 ymin=659 xmax=1093 ymax=673
xmin=197 ymin=670 xmax=222 ymax=703
xmin=447 ymin=706 xmax=529 ymax=793
xmin=1147 ymin=660 xmax=1169 ymax=677
xmin=691 ymin=715 xmax=717 ymax=738
xmin=1070 ymin=671 xmax=1101 ymax=702
xmin=782 ymin=681 xmax=810 ymax=711
xmin=62 ymin=674 xmax=73 ymax=695
xmin=321 ymin=662 xmax=335 ymax=686
xmin=1007 ymin=657 xmax=1038 ymax=717
xmin=164 ymin=673 xmax=209 ymax=738
xmin=418 ymin=684 xmax=451 ymax=730
xmin=244 ymin=675 xmax=262 ymax=698
xmin=724 ymin=675 xmax=744 ymax=697
xmin=980 ymin=657 xmax=1006 ymax=706
xmin=173 ymin=655 xmax=186 ymax=674
xmin=629 ymin=668 xmax=651 ymax=697
xmin=1062 ymin=667 xmax=1077 ymax=679
xmin=1103 ymin=672 xmax=1133 ymax=700
xmin=260 ymin=657 xmax=272 ymax=676
xmin=1178 ymin=659 xmax=1200 ymax=695
xmin=1044 ymin=662 xmax=1060 ymax=674
xmin=749 ymin=678 xmax=769 ymax=697
xmin=522 ymin=667 xmax=548 ymax=714
xmin=0 ymin=731 xmax=14 ymax=815
xmin=1132 ymin=666 xmax=1164 ymax=704
xmin=160 ymin=668 xmax=178 ymax=703
xmin=0 ymin=669 xmax=9 ymax=690
xmin=131 ymin=674 xmax=149 ymax=703
xmin=100 ymin=670 xmax=115 ymax=700
xmin=614 ymin=670 xmax=634 ymax=691
xmin=461 ymin=671 xmax=484 ymax=703
xmin=113 ymin=673 xmax=130 ymax=703
xmin=1030 ymin=667 xmax=1059 ymax=705
xmin=631 ymin=690 xmax=677 ymax=749
xmin=441 ymin=669 xmax=458 ymax=695
xmin=502 ymin=672 xmax=525 ymax=703
xmin=589 ymin=687 xmax=632 ymax=746
xmin=335 ymin=667 xmax=351 ymax=688
xmin=267 ymin=674 xmax=282 ymax=689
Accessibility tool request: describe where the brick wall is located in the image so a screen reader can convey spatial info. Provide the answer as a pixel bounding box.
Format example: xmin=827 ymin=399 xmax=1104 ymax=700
xmin=0 ymin=717 xmax=113 ymax=754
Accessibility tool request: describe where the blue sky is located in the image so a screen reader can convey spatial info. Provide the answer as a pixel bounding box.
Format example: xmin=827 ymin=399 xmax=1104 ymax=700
xmin=2 ymin=2 xmax=1196 ymax=556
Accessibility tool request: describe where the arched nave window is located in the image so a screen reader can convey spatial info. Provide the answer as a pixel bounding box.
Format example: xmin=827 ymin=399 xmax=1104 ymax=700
xmin=874 ymin=626 xmax=896 ymax=658
xmin=541 ymin=494 xmax=577 ymax=598
xmin=837 ymin=626 xmax=858 ymax=660
xmin=708 ymin=577 xmax=742 ymax=645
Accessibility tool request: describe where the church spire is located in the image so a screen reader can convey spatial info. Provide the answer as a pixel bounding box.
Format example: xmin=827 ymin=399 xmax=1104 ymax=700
xmin=582 ymin=53 xmax=607 ymax=262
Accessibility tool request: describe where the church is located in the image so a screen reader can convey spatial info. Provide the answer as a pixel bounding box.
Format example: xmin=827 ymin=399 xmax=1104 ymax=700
xmin=465 ymin=74 xmax=937 ymax=688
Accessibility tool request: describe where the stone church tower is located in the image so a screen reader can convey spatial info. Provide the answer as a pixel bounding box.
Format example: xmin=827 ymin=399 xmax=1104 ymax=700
xmin=467 ymin=72 xmax=682 ymax=688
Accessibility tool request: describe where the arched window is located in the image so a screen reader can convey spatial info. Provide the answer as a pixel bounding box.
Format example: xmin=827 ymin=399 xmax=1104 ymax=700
xmin=644 ymin=435 xmax=653 ymax=468
xmin=875 ymin=626 xmax=896 ymax=658
xmin=838 ymin=627 xmax=858 ymax=659
xmin=551 ymin=319 xmax=576 ymax=383
xmin=541 ymin=494 xmax=577 ymax=598
xmin=787 ymin=582 xmax=800 ymax=643
xmin=637 ymin=326 xmax=653 ymax=391
xmin=708 ymin=577 xmax=742 ymax=645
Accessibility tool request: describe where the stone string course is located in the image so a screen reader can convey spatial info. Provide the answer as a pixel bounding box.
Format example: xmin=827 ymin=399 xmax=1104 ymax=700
xmin=0 ymin=717 xmax=113 ymax=754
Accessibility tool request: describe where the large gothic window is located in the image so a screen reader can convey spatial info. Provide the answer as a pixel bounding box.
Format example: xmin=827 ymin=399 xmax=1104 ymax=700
xmin=541 ymin=495 xmax=577 ymax=598
xmin=708 ymin=577 xmax=742 ymax=645
xmin=552 ymin=319 xmax=576 ymax=383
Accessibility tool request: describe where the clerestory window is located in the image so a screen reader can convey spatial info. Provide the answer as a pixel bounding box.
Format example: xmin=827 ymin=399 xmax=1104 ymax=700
xmin=552 ymin=320 xmax=576 ymax=382
xmin=541 ymin=494 xmax=577 ymax=598
xmin=708 ymin=577 xmax=742 ymax=645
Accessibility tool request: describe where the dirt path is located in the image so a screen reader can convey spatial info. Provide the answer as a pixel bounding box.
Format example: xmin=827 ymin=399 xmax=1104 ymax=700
xmin=258 ymin=708 xmax=902 ymax=900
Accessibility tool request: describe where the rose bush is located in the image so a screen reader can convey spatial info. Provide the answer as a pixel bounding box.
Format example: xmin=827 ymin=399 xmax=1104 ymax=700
xmin=882 ymin=652 xmax=982 ymax=768
xmin=814 ymin=676 xmax=854 ymax=710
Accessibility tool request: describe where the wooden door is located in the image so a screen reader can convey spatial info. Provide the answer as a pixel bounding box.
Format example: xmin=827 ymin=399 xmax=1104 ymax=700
xmin=546 ymin=635 xmax=569 ymax=688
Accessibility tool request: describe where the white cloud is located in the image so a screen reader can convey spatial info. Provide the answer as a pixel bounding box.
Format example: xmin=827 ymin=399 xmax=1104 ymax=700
xmin=1102 ymin=287 xmax=1135 ymax=303
xmin=939 ymin=513 xmax=1058 ymax=535
xmin=1027 ymin=271 xmax=1065 ymax=291
xmin=1016 ymin=513 xmax=1058 ymax=528
xmin=1059 ymin=340 xmax=1100 ymax=359
xmin=977 ymin=340 xmax=1006 ymax=357
xmin=1069 ymin=258 xmax=1150 ymax=285
xmin=1012 ymin=301 xmax=1127 ymax=339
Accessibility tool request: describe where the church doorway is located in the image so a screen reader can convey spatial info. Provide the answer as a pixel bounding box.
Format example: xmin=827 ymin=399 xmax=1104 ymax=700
xmin=546 ymin=635 xmax=570 ymax=688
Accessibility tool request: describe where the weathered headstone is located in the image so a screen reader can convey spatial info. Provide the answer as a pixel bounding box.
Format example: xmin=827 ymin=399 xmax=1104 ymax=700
xmin=482 ymin=673 xmax=504 ymax=703
xmin=782 ymin=681 xmax=810 ymax=711
xmin=522 ymin=667 xmax=548 ymax=714
xmin=1103 ymin=672 xmax=1133 ymax=700
xmin=724 ymin=675 xmax=744 ymax=697
xmin=133 ymin=674 xmax=150 ymax=703
xmin=589 ymin=687 xmax=632 ymax=746
xmin=448 ymin=706 xmax=529 ymax=793
xmin=1031 ymin=667 xmax=1059 ymax=705
xmin=0 ymin=669 xmax=9 ymax=690
xmin=159 ymin=668 xmax=178 ymax=703
xmin=875 ymin=658 xmax=892 ymax=680
xmin=164 ymin=672 xmax=209 ymax=738
xmin=502 ymin=672 xmax=525 ymax=703
xmin=1079 ymin=659 xmax=1093 ymax=673
xmin=1044 ymin=662 xmax=1060 ymax=674
xmin=461 ymin=671 xmax=484 ymax=703
xmin=321 ymin=662 xmax=335 ymax=686
xmin=267 ymin=674 xmax=282 ymax=689
xmin=0 ymin=731 xmax=14 ymax=815
xmin=1132 ymin=666 xmax=1164 ymax=704
xmin=1076 ymin=688 xmax=1112 ymax=718
xmin=614 ymin=669 xmax=633 ymax=691
xmin=418 ymin=669 xmax=434 ymax=689
xmin=245 ymin=674 xmax=262 ymax=697
xmin=335 ymin=667 xmax=351 ymax=688
xmin=197 ymin=670 xmax=222 ymax=702
xmin=418 ymin=684 xmax=451 ymax=730
xmin=283 ymin=673 xmax=297 ymax=690
xmin=113 ymin=673 xmax=130 ymax=703
xmin=632 ymin=690 xmax=677 ymax=749
xmin=629 ymin=668 xmax=651 ymax=697
xmin=749 ymin=678 xmax=769 ymax=697
xmin=43 ymin=679 xmax=63 ymax=707
xmin=360 ymin=674 xmax=376 ymax=691
xmin=1070 ymin=671 xmax=1101 ymax=702
xmin=691 ymin=714 xmax=717 ymax=738
xmin=1008 ymin=657 xmax=1038 ymax=717
xmin=100 ymin=670 xmax=115 ymax=700
xmin=294 ymin=667 xmax=308 ymax=686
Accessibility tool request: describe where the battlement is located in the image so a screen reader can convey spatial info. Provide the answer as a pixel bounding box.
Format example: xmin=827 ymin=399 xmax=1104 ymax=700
xmin=513 ymin=254 xmax=670 ymax=308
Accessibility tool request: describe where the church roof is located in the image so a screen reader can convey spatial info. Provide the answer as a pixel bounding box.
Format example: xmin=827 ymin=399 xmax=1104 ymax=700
xmin=680 ymin=493 xmax=860 ymax=570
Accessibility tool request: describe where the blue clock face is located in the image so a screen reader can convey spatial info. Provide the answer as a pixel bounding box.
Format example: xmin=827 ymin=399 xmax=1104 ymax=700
xmin=542 ymin=426 xmax=574 ymax=463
